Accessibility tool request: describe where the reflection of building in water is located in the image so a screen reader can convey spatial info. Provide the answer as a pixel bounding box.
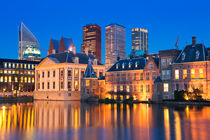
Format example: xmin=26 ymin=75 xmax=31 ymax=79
xmin=0 ymin=103 xmax=34 ymax=139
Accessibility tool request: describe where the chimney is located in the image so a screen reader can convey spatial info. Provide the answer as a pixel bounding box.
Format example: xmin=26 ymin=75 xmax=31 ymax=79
xmin=192 ymin=36 xmax=196 ymax=46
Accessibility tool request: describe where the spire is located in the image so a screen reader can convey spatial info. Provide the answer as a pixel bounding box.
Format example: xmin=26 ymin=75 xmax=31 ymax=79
xmin=58 ymin=36 xmax=66 ymax=53
xmin=48 ymin=38 xmax=55 ymax=54
xmin=84 ymin=58 xmax=97 ymax=78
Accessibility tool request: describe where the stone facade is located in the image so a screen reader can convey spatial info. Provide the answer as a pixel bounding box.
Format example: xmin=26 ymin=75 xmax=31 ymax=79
xmin=34 ymin=52 xmax=105 ymax=101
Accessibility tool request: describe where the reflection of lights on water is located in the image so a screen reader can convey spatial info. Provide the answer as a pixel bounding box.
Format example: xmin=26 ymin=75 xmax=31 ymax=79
xmin=2 ymin=106 xmax=6 ymax=116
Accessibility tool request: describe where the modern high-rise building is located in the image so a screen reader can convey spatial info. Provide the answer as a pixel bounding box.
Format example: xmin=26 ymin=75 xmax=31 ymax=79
xmin=81 ymin=24 xmax=101 ymax=62
xmin=18 ymin=22 xmax=41 ymax=61
xmin=132 ymin=28 xmax=148 ymax=54
xmin=105 ymin=24 xmax=126 ymax=70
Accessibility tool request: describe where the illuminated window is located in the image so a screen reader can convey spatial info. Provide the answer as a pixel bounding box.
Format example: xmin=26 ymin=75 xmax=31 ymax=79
xmin=25 ymin=77 xmax=27 ymax=83
xmin=126 ymin=85 xmax=130 ymax=92
xmin=12 ymin=63 xmax=15 ymax=68
xmin=21 ymin=64 xmax=23 ymax=68
xmin=0 ymin=76 xmax=3 ymax=82
xmin=183 ymin=69 xmax=187 ymax=79
xmin=8 ymin=70 xmax=11 ymax=74
xmin=16 ymin=63 xmax=19 ymax=68
xmin=86 ymin=80 xmax=90 ymax=86
xmin=32 ymin=78 xmax=34 ymax=83
xmin=4 ymin=76 xmax=7 ymax=82
xmin=31 ymin=71 xmax=34 ymax=75
xmin=32 ymin=64 xmax=34 ymax=69
xmin=163 ymin=83 xmax=169 ymax=92
xmin=116 ymin=63 xmax=119 ymax=69
xmin=12 ymin=70 xmax=15 ymax=74
xmin=175 ymin=70 xmax=179 ymax=79
xmin=129 ymin=62 xmax=131 ymax=68
xmin=4 ymin=70 xmax=7 ymax=74
xmin=21 ymin=77 xmax=23 ymax=83
xmin=74 ymin=69 xmax=78 ymax=77
xmin=28 ymin=64 xmax=31 ymax=69
xmin=24 ymin=64 xmax=27 ymax=69
xmin=15 ymin=77 xmax=18 ymax=82
xmin=0 ymin=70 xmax=2 ymax=73
xmin=28 ymin=71 xmax=31 ymax=74
xmin=9 ymin=76 xmax=11 ymax=82
xmin=191 ymin=69 xmax=195 ymax=79
xmin=114 ymin=85 xmax=117 ymax=92
xmin=8 ymin=63 xmax=11 ymax=68
xmin=122 ymin=63 xmax=125 ymax=69
xmin=75 ymin=81 xmax=78 ymax=89
xmin=120 ymin=85 xmax=123 ymax=91
xmin=199 ymin=69 xmax=203 ymax=78
xmin=28 ymin=77 xmax=31 ymax=83
xmin=135 ymin=62 xmax=138 ymax=68
xmin=4 ymin=62 xmax=7 ymax=68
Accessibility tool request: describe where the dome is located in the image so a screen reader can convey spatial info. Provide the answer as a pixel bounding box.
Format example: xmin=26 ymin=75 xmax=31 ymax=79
xmin=23 ymin=45 xmax=41 ymax=60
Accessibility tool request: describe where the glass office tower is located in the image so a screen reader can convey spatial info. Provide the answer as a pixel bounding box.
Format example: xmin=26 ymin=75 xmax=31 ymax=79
xmin=105 ymin=24 xmax=126 ymax=70
xmin=132 ymin=28 xmax=148 ymax=54
xmin=81 ymin=24 xmax=101 ymax=62
xmin=18 ymin=22 xmax=41 ymax=61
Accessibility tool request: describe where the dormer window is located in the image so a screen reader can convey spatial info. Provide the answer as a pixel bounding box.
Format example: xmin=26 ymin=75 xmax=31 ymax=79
xmin=181 ymin=52 xmax=186 ymax=61
xmin=116 ymin=63 xmax=119 ymax=69
xmin=129 ymin=62 xmax=131 ymax=68
xmin=135 ymin=62 xmax=138 ymax=68
xmin=196 ymin=50 xmax=200 ymax=60
xmin=74 ymin=57 xmax=79 ymax=64
xmin=122 ymin=63 xmax=125 ymax=69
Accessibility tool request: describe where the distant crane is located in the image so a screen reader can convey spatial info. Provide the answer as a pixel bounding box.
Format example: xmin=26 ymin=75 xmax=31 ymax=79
xmin=175 ymin=35 xmax=180 ymax=50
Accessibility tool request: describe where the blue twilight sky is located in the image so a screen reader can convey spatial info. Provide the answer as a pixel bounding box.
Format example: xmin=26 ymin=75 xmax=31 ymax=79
xmin=0 ymin=0 xmax=210 ymax=64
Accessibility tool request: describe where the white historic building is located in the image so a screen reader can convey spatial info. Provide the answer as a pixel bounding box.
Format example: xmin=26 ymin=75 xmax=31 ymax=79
xmin=34 ymin=51 xmax=105 ymax=100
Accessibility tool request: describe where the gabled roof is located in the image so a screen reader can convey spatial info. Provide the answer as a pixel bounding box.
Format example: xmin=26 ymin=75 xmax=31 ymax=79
xmin=175 ymin=43 xmax=208 ymax=63
xmin=47 ymin=51 xmax=103 ymax=65
xmin=107 ymin=57 xmax=147 ymax=72
xmin=84 ymin=59 xmax=97 ymax=78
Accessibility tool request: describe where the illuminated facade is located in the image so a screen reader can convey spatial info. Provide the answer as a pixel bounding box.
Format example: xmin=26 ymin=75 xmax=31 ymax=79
xmin=34 ymin=51 xmax=105 ymax=101
xmin=157 ymin=37 xmax=210 ymax=100
xmin=105 ymin=55 xmax=159 ymax=101
xmin=105 ymin=24 xmax=126 ymax=70
xmin=81 ymin=24 xmax=101 ymax=62
xmin=0 ymin=58 xmax=39 ymax=96
xmin=18 ymin=22 xmax=41 ymax=61
xmin=171 ymin=37 xmax=210 ymax=99
xmin=132 ymin=28 xmax=148 ymax=54
xmin=48 ymin=37 xmax=75 ymax=55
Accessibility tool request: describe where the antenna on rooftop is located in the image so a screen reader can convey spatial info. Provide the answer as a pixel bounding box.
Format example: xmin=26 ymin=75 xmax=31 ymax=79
xmin=175 ymin=35 xmax=180 ymax=50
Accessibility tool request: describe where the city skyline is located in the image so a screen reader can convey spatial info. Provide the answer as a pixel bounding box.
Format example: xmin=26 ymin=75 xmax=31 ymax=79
xmin=1 ymin=0 xmax=210 ymax=65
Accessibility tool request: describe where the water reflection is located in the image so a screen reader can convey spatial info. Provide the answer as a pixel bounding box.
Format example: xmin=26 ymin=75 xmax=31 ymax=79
xmin=0 ymin=102 xmax=210 ymax=140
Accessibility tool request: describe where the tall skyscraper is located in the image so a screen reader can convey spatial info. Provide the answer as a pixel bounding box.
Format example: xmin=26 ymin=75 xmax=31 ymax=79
xmin=18 ymin=22 xmax=41 ymax=61
xmin=81 ymin=24 xmax=101 ymax=62
xmin=132 ymin=28 xmax=148 ymax=54
xmin=105 ymin=24 xmax=126 ymax=70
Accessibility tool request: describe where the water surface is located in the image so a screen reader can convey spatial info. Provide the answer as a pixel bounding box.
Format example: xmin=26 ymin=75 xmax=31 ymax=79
xmin=0 ymin=101 xmax=210 ymax=140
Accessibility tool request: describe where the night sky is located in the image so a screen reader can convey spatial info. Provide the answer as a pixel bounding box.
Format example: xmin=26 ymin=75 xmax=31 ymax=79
xmin=0 ymin=0 xmax=210 ymax=64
